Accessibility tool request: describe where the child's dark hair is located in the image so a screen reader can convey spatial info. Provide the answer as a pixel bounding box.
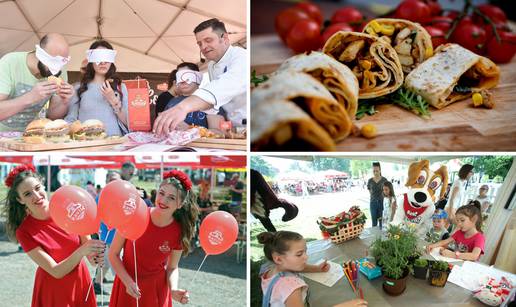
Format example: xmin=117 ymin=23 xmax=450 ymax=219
xmin=456 ymin=201 xmax=482 ymax=232
xmin=257 ymin=231 xmax=304 ymax=262
xmin=383 ymin=181 xmax=395 ymax=197
xmin=458 ymin=164 xmax=474 ymax=180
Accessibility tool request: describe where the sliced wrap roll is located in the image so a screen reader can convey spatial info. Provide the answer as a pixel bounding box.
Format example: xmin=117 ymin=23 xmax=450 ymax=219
xmin=251 ymin=71 xmax=352 ymax=141
xmin=405 ymin=43 xmax=500 ymax=109
xmin=363 ymin=18 xmax=433 ymax=74
xmin=276 ymin=51 xmax=359 ymax=119
xmin=323 ymin=31 xmax=403 ymax=99
xmin=251 ymin=99 xmax=335 ymax=151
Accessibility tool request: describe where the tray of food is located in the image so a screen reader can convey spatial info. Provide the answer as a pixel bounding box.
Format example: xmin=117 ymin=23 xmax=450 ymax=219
xmin=186 ymin=126 xmax=247 ymax=151
xmin=0 ymin=118 xmax=125 ymax=151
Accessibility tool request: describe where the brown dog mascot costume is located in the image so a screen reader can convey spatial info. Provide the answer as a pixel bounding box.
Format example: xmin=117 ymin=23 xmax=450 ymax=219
xmin=392 ymin=160 xmax=448 ymax=237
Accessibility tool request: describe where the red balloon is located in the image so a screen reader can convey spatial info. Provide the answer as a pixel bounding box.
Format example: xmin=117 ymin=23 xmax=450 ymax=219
xmin=199 ymin=211 xmax=238 ymax=255
xmin=49 ymin=185 xmax=100 ymax=235
xmin=98 ymin=180 xmax=140 ymax=229
xmin=117 ymin=199 xmax=150 ymax=241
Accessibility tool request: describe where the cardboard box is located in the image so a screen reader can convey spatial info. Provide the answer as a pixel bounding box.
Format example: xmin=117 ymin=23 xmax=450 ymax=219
xmin=124 ymin=79 xmax=151 ymax=132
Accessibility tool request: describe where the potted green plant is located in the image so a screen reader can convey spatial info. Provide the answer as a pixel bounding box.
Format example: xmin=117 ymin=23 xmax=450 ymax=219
xmin=428 ymin=260 xmax=451 ymax=287
xmin=370 ymin=224 xmax=420 ymax=296
xmin=413 ymin=258 xmax=428 ymax=280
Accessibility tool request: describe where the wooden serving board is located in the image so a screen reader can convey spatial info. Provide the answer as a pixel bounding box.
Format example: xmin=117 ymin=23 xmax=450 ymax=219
xmin=0 ymin=137 xmax=127 ymax=152
xmin=187 ymin=138 xmax=247 ymax=151
xmin=251 ymin=34 xmax=516 ymax=151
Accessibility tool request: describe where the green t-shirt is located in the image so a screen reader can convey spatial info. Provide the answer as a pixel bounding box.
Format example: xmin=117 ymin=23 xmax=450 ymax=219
xmin=0 ymin=51 xmax=68 ymax=131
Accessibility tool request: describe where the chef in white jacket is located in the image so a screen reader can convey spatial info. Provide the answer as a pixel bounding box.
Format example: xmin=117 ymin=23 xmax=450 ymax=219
xmin=153 ymin=18 xmax=247 ymax=135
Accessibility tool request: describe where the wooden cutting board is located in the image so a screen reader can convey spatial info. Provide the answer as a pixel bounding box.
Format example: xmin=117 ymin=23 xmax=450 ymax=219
xmin=187 ymin=138 xmax=247 ymax=151
xmin=251 ymin=34 xmax=516 ymax=151
xmin=0 ymin=136 xmax=127 ymax=152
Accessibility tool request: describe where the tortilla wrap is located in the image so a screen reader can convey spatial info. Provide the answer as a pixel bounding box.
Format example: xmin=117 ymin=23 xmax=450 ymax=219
xmin=251 ymin=99 xmax=335 ymax=151
xmin=404 ymin=43 xmax=500 ymax=109
xmin=323 ymin=31 xmax=404 ymax=99
xmin=251 ymin=71 xmax=352 ymax=141
xmin=276 ymin=51 xmax=359 ymax=119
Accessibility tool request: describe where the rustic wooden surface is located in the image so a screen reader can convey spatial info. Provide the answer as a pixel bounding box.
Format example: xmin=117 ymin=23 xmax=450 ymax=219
xmin=187 ymin=138 xmax=247 ymax=151
xmin=251 ymin=34 xmax=516 ymax=151
xmin=0 ymin=137 xmax=127 ymax=152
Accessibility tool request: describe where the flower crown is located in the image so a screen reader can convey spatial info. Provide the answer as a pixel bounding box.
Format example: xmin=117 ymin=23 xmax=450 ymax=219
xmin=5 ymin=164 xmax=36 ymax=188
xmin=163 ymin=170 xmax=192 ymax=191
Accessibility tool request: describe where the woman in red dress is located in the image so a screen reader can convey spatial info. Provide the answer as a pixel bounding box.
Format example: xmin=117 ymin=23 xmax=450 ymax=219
xmin=109 ymin=170 xmax=199 ymax=307
xmin=2 ymin=165 xmax=106 ymax=307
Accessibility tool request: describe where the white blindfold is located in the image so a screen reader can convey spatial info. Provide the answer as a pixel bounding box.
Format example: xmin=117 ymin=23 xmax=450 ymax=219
xmin=86 ymin=49 xmax=117 ymax=64
xmin=176 ymin=69 xmax=202 ymax=85
xmin=35 ymin=44 xmax=70 ymax=75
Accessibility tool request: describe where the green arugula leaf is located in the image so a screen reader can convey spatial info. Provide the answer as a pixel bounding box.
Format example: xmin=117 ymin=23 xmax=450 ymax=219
xmin=251 ymin=70 xmax=268 ymax=87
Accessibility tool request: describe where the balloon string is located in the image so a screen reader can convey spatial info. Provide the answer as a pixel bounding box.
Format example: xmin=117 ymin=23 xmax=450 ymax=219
xmin=190 ymin=254 xmax=208 ymax=286
xmin=133 ymin=240 xmax=139 ymax=307
xmin=84 ymin=228 xmax=112 ymax=303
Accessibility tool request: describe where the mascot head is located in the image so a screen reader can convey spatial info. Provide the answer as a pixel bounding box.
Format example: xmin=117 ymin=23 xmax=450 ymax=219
xmin=406 ymin=160 xmax=448 ymax=209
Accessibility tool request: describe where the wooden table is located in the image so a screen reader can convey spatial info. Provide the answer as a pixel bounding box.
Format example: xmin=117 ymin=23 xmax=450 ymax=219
xmin=305 ymin=228 xmax=484 ymax=307
xmin=251 ymin=34 xmax=516 ymax=151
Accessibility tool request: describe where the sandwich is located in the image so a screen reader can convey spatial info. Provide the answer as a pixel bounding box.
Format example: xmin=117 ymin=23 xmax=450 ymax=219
xmin=276 ymin=51 xmax=359 ymax=119
xmin=47 ymin=76 xmax=63 ymax=86
xmin=251 ymin=71 xmax=352 ymax=141
xmin=70 ymin=119 xmax=107 ymax=140
xmin=23 ymin=118 xmax=51 ymax=143
xmin=404 ymin=43 xmax=500 ymax=109
xmin=44 ymin=119 xmax=70 ymax=143
xmin=323 ymin=31 xmax=404 ymax=99
xmin=251 ymin=99 xmax=335 ymax=151
xmin=362 ymin=18 xmax=433 ymax=74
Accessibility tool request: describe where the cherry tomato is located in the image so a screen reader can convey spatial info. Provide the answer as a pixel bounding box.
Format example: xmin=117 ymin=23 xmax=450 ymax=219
xmin=451 ymin=21 xmax=487 ymax=54
xmin=353 ymin=18 xmax=372 ymax=32
xmin=295 ymin=2 xmax=323 ymax=26
xmin=286 ymin=19 xmax=322 ymax=53
xmin=275 ymin=7 xmax=312 ymax=43
xmin=426 ymin=16 xmax=453 ymax=33
xmin=486 ymin=31 xmax=516 ymax=63
xmin=424 ymin=26 xmax=447 ymax=49
xmin=474 ymin=4 xmax=507 ymax=25
xmin=322 ymin=23 xmax=354 ymax=44
xmin=443 ymin=10 xmax=460 ymax=20
xmin=424 ymin=0 xmax=442 ymax=16
xmin=483 ymin=21 xmax=511 ymax=47
xmin=395 ymin=0 xmax=431 ymax=23
xmin=331 ymin=7 xmax=363 ymax=26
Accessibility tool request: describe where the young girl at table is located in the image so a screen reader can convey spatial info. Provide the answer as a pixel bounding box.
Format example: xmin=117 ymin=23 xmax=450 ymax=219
xmin=259 ymin=231 xmax=368 ymax=307
xmin=108 ymin=170 xmax=198 ymax=307
xmin=2 ymin=165 xmax=105 ymax=307
xmin=426 ymin=202 xmax=485 ymax=261
xmin=65 ymin=40 xmax=128 ymax=136
xmin=382 ymin=181 xmax=397 ymax=224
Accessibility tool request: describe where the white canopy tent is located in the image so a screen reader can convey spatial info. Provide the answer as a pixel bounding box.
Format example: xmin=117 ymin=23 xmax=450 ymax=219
xmin=0 ymin=0 xmax=247 ymax=73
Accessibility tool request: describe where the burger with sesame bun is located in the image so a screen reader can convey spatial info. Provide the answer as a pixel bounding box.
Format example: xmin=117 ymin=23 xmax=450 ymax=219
xmin=23 ymin=118 xmax=51 ymax=143
xmin=44 ymin=119 xmax=71 ymax=143
xmin=70 ymin=119 xmax=106 ymax=140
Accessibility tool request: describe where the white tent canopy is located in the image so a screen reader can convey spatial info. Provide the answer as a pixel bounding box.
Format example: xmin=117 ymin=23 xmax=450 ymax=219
xmin=0 ymin=0 xmax=247 ymax=72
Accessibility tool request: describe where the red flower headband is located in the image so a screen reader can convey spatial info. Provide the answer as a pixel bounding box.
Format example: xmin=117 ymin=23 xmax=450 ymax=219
xmin=163 ymin=170 xmax=192 ymax=191
xmin=5 ymin=164 xmax=36 ymax=188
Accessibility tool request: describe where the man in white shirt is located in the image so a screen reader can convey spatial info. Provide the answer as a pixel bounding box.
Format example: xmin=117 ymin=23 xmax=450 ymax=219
xmin=153 ymin=18 xmax=247 ymax=135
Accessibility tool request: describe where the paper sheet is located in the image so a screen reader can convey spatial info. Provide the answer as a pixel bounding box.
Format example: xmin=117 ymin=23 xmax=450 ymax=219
xmin=430 ymin=247 xmax=464 ymax=263
xmin=447 ymin=261 xmax=516 ymax=291
xmin=302 ymin=260 xmax=344 ymax=287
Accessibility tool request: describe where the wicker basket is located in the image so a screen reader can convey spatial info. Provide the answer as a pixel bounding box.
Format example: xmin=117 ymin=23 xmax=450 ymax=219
xmin=329 ymin=222 xmax=364 ymax=244
xmin=318 ymin=211 xmax=366 ymax=244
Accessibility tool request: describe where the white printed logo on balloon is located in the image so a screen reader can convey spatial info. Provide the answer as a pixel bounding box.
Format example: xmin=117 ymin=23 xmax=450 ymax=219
xmin=208 ymin=230 xmax=223 ymax=245
xmin=66 ymin=202 xmax=86 ymax=221
xmin=123 ymin=195 xmax=137 ymax=216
